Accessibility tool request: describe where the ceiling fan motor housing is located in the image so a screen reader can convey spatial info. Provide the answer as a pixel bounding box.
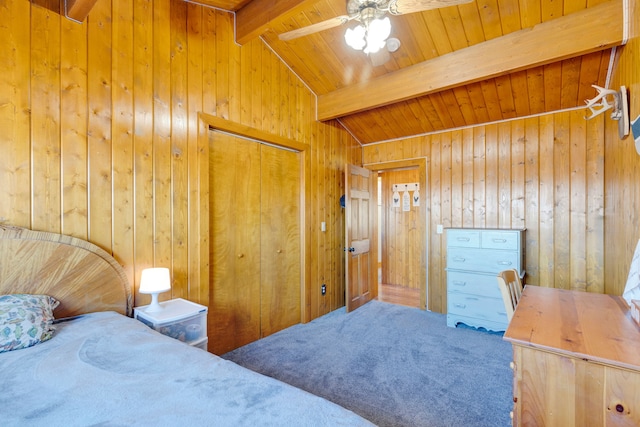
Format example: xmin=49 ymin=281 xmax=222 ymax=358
xmin=347 ymin=0 xmax=390 ymax=20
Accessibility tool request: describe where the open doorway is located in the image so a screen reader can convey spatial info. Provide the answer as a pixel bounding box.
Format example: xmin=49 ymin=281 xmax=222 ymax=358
xmin=377 ymin=168 xmax=423 ymax=309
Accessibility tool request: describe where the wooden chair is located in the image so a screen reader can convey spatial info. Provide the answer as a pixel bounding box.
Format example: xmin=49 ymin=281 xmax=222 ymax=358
xmin=497 ymin=269 xmax=524 ymax=322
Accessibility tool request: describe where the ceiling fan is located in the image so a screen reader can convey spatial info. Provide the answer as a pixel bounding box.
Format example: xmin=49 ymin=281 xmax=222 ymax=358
xmin=279 ymin=0 xmax=473 ymax=54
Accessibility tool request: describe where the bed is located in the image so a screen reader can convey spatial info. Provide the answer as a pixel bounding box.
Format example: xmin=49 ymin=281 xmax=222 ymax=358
xmin=0 ymin=225 xmax=373 ymax=426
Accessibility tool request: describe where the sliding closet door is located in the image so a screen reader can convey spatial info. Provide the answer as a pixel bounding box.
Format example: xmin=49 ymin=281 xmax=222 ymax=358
xmin=260 ymin=144 xmax=301 ymax=337
xmin=210 ymin=132 xmax=262 ymax=355
xmin=209 ymin=131 xmax=302 ymax=355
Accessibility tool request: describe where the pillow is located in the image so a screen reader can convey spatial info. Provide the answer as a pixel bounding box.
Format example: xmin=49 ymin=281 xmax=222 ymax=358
xmin=0 ymin=294 xmax=60 ymax=353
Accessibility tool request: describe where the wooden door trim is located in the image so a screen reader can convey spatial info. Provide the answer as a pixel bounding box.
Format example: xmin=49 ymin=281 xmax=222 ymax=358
xmin=363 ymin=158 xmax=429 ymax=310
xmin=199 ymin=113 xmax=311 ymax=323
xmin=200 ymin=113 xmax=309 ymax=152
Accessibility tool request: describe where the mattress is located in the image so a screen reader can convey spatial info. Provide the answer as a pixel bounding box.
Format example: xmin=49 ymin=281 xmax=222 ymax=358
xmin=0 ymin=311 xmax=373 ymax=426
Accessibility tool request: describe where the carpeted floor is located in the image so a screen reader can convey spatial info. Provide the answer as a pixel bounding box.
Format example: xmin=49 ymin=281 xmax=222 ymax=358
xmin=223 ymin=300 xmax=513 ymax=427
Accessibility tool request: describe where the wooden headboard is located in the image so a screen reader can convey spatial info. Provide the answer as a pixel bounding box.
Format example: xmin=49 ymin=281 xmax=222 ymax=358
xmin=0 ymin=225 xmax=132 ymax=317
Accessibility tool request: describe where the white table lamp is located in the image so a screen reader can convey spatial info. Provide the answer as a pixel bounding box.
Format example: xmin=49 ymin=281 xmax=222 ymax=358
xmin=139 ymin=268 xmax=171 ymax=312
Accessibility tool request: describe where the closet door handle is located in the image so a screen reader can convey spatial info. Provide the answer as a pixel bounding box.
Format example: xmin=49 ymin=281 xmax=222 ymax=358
xmin=237 ymin=253 xmax=244 ymax=259
xmin=276 ymin=249 xmax=282 ymax=254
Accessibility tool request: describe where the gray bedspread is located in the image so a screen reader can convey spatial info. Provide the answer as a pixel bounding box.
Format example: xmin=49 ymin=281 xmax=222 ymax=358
xmin=0 ymin=311 xmax=374 ymax=426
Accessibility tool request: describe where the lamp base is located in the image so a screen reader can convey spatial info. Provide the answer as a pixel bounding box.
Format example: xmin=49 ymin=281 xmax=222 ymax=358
xmin=144 ymin=292 xmax=164 ymax=312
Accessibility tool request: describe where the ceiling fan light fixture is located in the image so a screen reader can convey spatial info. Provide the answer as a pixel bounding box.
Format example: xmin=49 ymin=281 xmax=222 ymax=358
xmin=386 ymin=37 xmax=401 ymax=52
xmin=345 ymin=25 xmax=366 ymax=50
xmin=345 ymin=15 xmax=391 ymax=54
xmin=369 ymin=17 xmax=391 ymax=41
xmin=364 ymin=17 xmax=391 ymax=53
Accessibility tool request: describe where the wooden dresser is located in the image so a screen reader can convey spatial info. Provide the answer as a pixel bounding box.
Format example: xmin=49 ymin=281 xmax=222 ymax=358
xmin=504 ymin=286 xmax=640 ymax=427
xmin=445 ymin=228 xmax=525 ymax=331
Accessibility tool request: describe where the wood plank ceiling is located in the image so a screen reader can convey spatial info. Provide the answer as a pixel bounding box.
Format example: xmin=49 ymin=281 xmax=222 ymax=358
xmin=193 ymin=0 xmax=622 ymax=143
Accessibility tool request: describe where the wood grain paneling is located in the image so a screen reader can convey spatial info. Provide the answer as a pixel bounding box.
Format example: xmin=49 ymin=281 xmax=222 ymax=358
xmin=260 ymin=144 xmax=302 ymax=337
xmin=255 ymin=0 xmax=617 ymax=143
xmin=0 ymin=0 xmax=31 ymax=226
xmin=209 ymin=132 xmax=262 ymax=354
xmin=604 ymin=0 xmax=640 ymax=296
xmin=0 ymin=0 xmax=359 ymax=322
xmin=380 ymin=169 xmax=421 ymax=291
xmin=363 ymin=110 xmax=607 ymax=313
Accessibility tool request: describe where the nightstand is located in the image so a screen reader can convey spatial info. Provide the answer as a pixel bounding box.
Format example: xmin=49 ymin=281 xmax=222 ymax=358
xmin=134 ymin=298 xmax=208 ymax=351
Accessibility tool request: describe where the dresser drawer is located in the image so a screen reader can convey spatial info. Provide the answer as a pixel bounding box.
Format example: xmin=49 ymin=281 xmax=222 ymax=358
xmin=447 ymin=247 xmax=520 ymax=274
xmin=481 ymin=230 xmax=520 ymax=250
xmin=447 ymin=271 xmax=501 ymax=299
xmin=446 ymin=229 xmax=480 ymax=248
xmin=448 ymin=293 xmax=508 ymax=324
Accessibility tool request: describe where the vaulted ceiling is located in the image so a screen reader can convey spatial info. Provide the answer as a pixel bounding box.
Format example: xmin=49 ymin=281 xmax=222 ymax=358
xmin=197 ymin=0 xmax=624 ymax=143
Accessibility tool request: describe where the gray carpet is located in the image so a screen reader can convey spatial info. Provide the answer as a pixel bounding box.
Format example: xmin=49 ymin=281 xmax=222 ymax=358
xmin=223 ymin=300 xmax=513 ymax=427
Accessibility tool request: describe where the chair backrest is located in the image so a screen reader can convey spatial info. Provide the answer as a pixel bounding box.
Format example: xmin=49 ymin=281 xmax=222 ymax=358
xmin=497 ymin=269 xmax=523 ymax=322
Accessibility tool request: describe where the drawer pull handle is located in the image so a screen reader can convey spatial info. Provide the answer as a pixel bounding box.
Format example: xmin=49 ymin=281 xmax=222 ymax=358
xmin=454 ymin=303 xmax=466 ymax=309
xmin=456 ymin=237 xmax=470 ymax=242
xmin=453 ymin=281 xmax=466 ymax=286
xmin=453 ymin=257 xmax=466 ymax=262
xmin=492 ymin=238 xmax=507 ymax=243
xmin=498 ymin=261 xmax=512 ymax=265
xmin=465 ymin=297 xmax=479 ymax=301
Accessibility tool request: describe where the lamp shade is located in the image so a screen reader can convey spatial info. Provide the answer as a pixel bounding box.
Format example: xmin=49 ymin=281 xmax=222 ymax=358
xmin=139 ymin=268 xmax=171 ymax=312
xmin=139 ymin=268 xmax=171 ymax=294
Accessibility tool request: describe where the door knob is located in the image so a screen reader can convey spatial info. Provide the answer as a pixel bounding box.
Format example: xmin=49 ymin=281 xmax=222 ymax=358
xmin=348 ymin=247 xmax=355 ymax=252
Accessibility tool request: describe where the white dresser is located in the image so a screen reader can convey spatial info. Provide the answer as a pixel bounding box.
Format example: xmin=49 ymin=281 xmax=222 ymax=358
xmin=445 ymin=228 xmax=525 ymax=331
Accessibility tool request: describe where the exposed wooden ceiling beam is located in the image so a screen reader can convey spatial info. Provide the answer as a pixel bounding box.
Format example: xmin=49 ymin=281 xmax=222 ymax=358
xmin=317 ymin=0 xmax=624 ymax=121
xmin=64 ymin=0 xmax=99 ymax=22
xmin=236 ymin=0 xmax=325 ymax=45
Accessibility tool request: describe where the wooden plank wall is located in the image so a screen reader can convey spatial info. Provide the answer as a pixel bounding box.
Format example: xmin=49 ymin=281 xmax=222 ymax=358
xmin=363 ymin=111 xmax=607 ymax=313
xmin=604 ymin=0 xmax=640 ymax=295
xmin=380 ymin=169 xmax=422 ymax=291
xmin=0 ymin=0 xmax=360 ymax=320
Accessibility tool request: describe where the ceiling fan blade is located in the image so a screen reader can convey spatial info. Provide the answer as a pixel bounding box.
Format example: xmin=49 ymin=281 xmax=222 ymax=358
xmin=279 ymin=15 xmax=351 ymax=41
xmin=389 ymin=0 xmax=473 ymax=15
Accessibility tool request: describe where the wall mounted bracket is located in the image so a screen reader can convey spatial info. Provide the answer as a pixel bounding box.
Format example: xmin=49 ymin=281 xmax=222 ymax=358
xmin=584 ymin=85 xmax=630 ymax=139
